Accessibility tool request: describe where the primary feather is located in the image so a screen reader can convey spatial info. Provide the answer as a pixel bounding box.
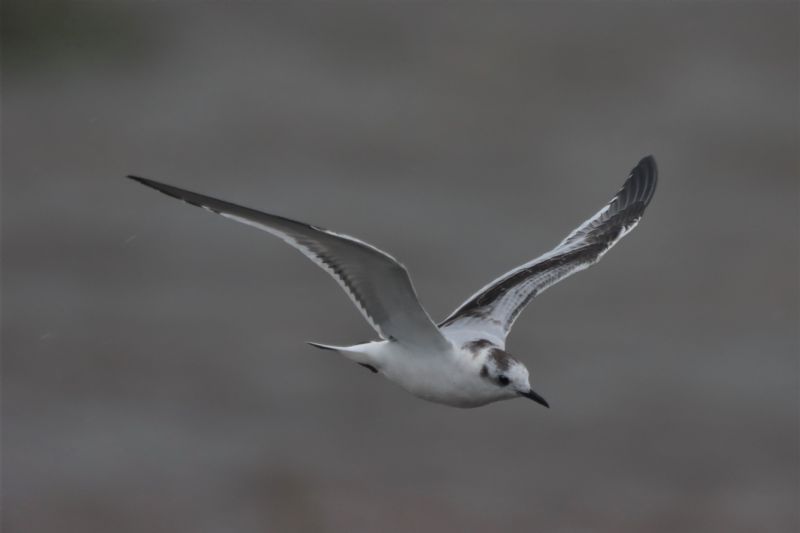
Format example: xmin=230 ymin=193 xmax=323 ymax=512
xmin=127 ymin=176 xmax=449 ymax=351
xmin=439 ymin=156 xmax=658 ymax=346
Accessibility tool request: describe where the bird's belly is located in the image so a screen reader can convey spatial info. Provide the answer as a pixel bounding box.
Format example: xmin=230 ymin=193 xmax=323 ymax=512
xmin=380 ymin=357 xmax=498 ymax=408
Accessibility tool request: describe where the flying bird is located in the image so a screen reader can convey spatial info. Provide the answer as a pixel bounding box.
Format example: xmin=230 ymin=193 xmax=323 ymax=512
xmin=129 ymin=156 xmax=657 ymax=408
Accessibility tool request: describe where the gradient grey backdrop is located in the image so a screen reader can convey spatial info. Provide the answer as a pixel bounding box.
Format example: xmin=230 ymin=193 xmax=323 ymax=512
xmin=3 ymin=2 xmax=798 ymax=532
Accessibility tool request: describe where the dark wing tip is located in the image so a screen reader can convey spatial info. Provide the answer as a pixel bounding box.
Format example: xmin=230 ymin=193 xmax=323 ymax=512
xmin=127 ymin=175 xmax=174 ymax=195
xmin=126 ymin=174 xmax=211 ymax=209
xmin=631 ymin=155 xmax=658 ymax=203
xmin=615 ymin=155 xmax=658 ymax=212
xmin=639 ymin=154 xmax=656 ymax=169
xmin=127 ymin=174 xmax=154 ymax=186
xmin=127 ymin=174 xmax=173 ymax=191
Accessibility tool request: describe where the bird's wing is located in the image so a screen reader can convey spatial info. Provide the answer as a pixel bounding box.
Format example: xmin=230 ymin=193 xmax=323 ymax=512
xmin=129 ymin=176 xmax=450 ymax=351
xmin=439 ymin=156 xmax=657 ymax=347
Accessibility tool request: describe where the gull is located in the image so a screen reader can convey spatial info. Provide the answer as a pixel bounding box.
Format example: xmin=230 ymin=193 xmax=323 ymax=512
xmin=129 ymin=156 xmax=657 ymax=409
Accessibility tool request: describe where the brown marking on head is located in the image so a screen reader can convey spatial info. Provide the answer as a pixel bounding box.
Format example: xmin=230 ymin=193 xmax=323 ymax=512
xmin=488 ymin=348 xmax=512 ymax=372
xmin=462 ymin=339 xmax=495 ymax=357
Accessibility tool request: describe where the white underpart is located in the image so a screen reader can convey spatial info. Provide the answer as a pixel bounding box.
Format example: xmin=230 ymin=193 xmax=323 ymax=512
xmin=343 ymin=339 xmax=523 ymax=408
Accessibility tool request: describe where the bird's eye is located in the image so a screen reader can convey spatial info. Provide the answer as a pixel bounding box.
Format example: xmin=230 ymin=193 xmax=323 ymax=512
xmin=497 ymin=375 xmax=510 ymax=387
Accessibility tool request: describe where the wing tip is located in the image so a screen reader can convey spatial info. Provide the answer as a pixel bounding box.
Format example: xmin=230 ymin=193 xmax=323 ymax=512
xmin=127 ymin=174 xmax=203 ymax=207
xmin=639 ymin=154 xmax=656 ymax=168
xmin=618 ymin=154 xmax=658 ymax=209
xmin=127 ymin=174 xmax=169 ymax=193
xmin=127 ymin=174 xmax=148 ymax=186
xmin=635 ymin=155 xmax=657 ymax=184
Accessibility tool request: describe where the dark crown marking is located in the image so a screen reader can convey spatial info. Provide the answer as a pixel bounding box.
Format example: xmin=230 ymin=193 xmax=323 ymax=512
xmin=462 ymin=339 xmax=495 ymax=354
xmin=488 ymin=348 xmax=512 ymax=372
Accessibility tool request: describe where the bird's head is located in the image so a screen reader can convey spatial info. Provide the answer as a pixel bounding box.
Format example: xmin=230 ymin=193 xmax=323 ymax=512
xmin=478 ymin=347 xmax=549 ymax=408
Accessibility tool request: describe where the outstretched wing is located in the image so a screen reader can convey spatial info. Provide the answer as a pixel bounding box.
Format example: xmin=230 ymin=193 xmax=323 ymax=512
xmin=129 ymin=176 xmax=450 ymax=351
xmin=439 ymin=156 xmax=658 ymax=347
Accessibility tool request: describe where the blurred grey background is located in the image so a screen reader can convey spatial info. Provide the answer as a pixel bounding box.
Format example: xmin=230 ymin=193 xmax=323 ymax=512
xmin=3 ymin=2 xmax=798 ymax=533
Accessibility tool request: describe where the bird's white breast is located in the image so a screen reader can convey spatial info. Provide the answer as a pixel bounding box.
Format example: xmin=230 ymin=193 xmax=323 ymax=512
xmin=363 ymin=341 xmax=504 ymax=408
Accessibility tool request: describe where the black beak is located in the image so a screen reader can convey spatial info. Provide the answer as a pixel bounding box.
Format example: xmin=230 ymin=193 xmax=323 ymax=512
xmin=520 ymin=388 xmax=550 ymax=408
